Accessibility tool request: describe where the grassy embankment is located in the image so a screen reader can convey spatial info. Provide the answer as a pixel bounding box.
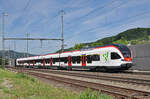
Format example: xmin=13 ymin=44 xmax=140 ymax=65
xmin=0 ymin=68 xmax=113 ymax=99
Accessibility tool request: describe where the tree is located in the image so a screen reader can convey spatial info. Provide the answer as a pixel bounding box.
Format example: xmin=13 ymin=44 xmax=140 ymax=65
xmin=90 ymin=42 xmax=103 ymax=47
xmin=73 ymin=44 xmax=84 ymax=50
xmin=113 ymin=37 xmax=128 ymax=45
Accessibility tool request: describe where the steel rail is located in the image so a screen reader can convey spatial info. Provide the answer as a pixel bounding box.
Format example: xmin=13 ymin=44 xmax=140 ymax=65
xmin=25 ymin=70 xmax=150 ymax=99
xmin=6 ymin=67 xmax=150 ymax=99
xmin=25 ymin=68 xmax=150 ymax=86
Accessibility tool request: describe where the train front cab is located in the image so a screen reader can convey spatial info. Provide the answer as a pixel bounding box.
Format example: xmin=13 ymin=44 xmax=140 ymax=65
xmin=114 ymin=44 xmax=132 ymax=70
xmin=101 ymin=44 xmax=132 ymax=71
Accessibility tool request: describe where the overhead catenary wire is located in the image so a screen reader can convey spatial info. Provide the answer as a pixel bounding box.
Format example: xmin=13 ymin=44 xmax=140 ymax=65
xmin=66 ymin=6 xmax=150 ymax=45
xmin=92 ymin=9 xmax=150 ymax=37
xmin=65 ymin=0 xmax=129 ymax=41
xmin=21 ymin=0 xmax=60 ymax=32
xmin=50 ymin=0 xmax=118 ymax=38
xmin=71 ymin=0 xmax=117 ymax=22
xmin=23 ymin=0 xmax=31 ymax=11
xmin=12 ymin=0 xmax=65 ymax=54
xmin=20 ymin=0 xmax=62 ymax=52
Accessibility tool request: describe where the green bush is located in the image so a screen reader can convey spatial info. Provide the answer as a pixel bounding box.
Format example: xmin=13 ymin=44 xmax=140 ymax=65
xmin=79 ymin=89 xmax=113 ymax=99
xmin=15 ymin=73 xmax=35 ymax=82
xmin=79 ymin=89 xmax=99 ymax=99
xmin=73 ymin=44 xmax=85 ymax=50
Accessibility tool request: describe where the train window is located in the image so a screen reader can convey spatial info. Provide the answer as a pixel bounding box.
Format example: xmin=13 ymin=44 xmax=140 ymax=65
xmin=35 ymin=60 xmax=38 ymax=63
xmin=24 ymin=60 xmax=27 ymax=64
xmin=56 ymin=58 xmax=59 ymax=62
xmin=52 ymin=58 xmax=56 ymax=63
xmin=64 ymin=57 xmax=68 ymax=63
xmin=111 ymin=52 xmax=121 ymax=59
xmin=72 ymin=57 xmax=74 ymax=63
xmin=59 ymin=57 xmax=67 ymax=63
xmin=86 ymin=55 xmax=92 ymax=63
xmin=114 ymin=44 xmax=131 ymax=58
xmin=60 ymin=57 xmax=63 ymax=62
xmin=53 ymin=58 xmax=57 ymax=64
xmin=37 ymin=59 xmax=42 ymax=63
xmin=92 ymin=54 xmax=100 ymax=61
xmin=60 ymin=57 xmax=67 ymax=63
xmin=45 ymin=59 xmax=49 ymax=64
xmin=72 ymin=56 xmax=77 ymax=64
xmin=18 ymin=61 xmax=21 ymax=64
xmin=77 ymin=56 xmax=81 ymax=64
xmin=53 ymin=58 xmax=59 ymax=63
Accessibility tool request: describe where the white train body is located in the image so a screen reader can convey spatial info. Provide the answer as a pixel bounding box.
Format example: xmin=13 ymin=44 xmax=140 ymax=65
xmin=16 ymin=44 xmax=132 ymax=71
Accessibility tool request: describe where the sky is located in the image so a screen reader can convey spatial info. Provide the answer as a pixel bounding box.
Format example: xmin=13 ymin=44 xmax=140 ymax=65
xmin=0 ymin=0 xmax=150 ymax=55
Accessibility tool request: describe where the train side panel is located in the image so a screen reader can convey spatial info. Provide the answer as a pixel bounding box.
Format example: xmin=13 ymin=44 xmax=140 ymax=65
xmin=16 ymin=44 xmax=132 ymax=71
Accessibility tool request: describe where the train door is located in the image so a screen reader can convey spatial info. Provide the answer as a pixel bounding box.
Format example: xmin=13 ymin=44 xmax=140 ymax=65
xmin=43 ymin=59 xmax=45 ymax=66
xmin=22 ymin=61 xmax=24 ymax=67
xmin=68 ymin=56 xmax=72 ymax=66
xmin=50 ymin=58 xmax=53 ymax=66
xmin=33 ymin=61 xmax=35 ymax=66
xmin=82 ymin=55 xmax=86 ymax=66
xmin=28 ymin=61 xmax=30 ymax=66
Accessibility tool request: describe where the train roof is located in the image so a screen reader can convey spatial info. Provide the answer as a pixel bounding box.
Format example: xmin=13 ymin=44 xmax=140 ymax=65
xmin=90 ymin=44 xmax=126 ymax=48
xmin=17 ymin=44 xmax=127 ymax=60
xmin=40 ymin=44 xmax=125 ymax=55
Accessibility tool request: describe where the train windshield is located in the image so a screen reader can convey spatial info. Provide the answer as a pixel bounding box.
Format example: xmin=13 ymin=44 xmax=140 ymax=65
xmin=114 ymin=44 xmax=131 ymax=58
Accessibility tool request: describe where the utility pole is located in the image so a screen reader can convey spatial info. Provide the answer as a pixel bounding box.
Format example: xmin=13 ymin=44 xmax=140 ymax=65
xmin=61 ymin=10 xmax=65 ymax=52
xmin=1 ymin=12 xmax=8 ymax=68
xmin=24 ymin=48 xmax=26 ymax=58
xmin=8 ymin=44 xmax=10 ymax=66
xmin=14 ymin=40 xmax=16 ymax=59
xmin=26 ymin=33 xmax=29 ymax=57
xmin=8 ymin=43 xmax=10 ymax=59
xmin=40 ymin=40 xmax=43 ymax=48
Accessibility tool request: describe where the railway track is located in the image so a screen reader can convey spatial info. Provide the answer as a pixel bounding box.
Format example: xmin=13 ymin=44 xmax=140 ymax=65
xmin=27 ymin=71 xmax=150 ymax=99
xmin=6 ymin=67 xmax=150 ymax=89
xmin=17 ymin=68 xmax=150 ymax=87
xmin=6 ymin=67 xmax=150 ymax=99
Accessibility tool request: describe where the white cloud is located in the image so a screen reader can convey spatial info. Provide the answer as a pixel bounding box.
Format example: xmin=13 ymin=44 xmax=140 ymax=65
xmin=0 ymin=0 xmax=150 ymax=54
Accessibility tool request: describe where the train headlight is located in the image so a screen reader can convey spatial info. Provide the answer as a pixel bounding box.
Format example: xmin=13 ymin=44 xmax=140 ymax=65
xmin=121 ymin=59 xmax=125 ymax=61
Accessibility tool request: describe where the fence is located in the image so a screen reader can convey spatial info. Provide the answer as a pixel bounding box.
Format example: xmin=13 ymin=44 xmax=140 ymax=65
xmin=129 ymin=44 xmax=150 ymax=71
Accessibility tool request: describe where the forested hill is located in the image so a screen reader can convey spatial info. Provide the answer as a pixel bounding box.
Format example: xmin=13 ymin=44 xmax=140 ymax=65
xmin=0 ymin=50 xmax=36 ymax=59
xmin=60 ymin=28 xmax=150 ymax=52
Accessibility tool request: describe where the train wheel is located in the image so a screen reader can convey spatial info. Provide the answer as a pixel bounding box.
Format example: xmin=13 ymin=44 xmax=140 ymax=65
xmin=67 ymin=67 xmax=72 ymax=71
xmin=57 ymin=67 xmax=61 ymax=70
xmin=90 ymin=68 xmax=96 ymax=72
xmin=96 ymin=67 xmax=107 ymax=72
xmin=100 ymin=67 xmax=107 ymax=72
